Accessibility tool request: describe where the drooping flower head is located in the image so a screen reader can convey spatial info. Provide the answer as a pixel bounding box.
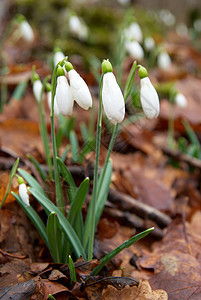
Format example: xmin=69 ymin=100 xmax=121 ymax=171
xmin=139 ymin=66 xmax=160 ymax=119
xmin=17 ymin=176 xmax=30 ymax=206
xmin=125 ymin=40 xmax=144 ymax=60
xmin=174 ymin=93 xmax=187 ymax=108
xmin=55 ymin=66 xmax=73 ymax=116
xmin=157 ymin=51 xmax=171 ymax=69
xmin=16 ymin=14 xmax=34 ymax=42
xmin=32 ymin=72 xmax=43 ymax=102
xmin=101 ymin=60 xmax=125 ymax=125
xmin=69 ymin=15 xmax=88 ymax=41
xmin=65 ymin=62 xmax=92 ymax=110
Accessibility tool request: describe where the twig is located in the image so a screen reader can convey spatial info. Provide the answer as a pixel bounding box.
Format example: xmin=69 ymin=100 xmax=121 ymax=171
xmin=0 ymin=249 xmax=27 ymax=259
xmin=108 ymin=189 xmax=172 ymax=228
xmin=162 ymin=146 xmax=201 ymax=169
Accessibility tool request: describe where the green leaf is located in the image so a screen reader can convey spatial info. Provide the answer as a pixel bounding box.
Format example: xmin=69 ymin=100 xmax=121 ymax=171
xmin=30 ymin=187 xmax=86 ymax=260
xmin=68 ymin=177 xmax=89 ymax=240
xmin=47 ymin=212 xmax=62 ymax=262
xmin=18 ymin=168 xmax=48 ymax=197
xmin=70 ymin=130 xmax=79 ymax=162
xmin=123 ymin=61 xmax=137 ymax=102
xmin=79 ymin=139 xmax=95 ymax=164
xmin=91 ymin=227 xmax=154 ymax=275
xmin=12 ymin=192 xmax=48 ymax=246
xmin=69 ymin=255 xmax=77 ymax=283
xmin=95 ymin=159 xmax=112 ymax=226
xmin=27 ymin=154 xmax=47 ymax=182
xmin=11 ymin=80 xmax=28 ymax=101
xmin=57 ymin=157 xmax=76 ymax=203
xmin=0 ymin=157 xmax=20 ymax=208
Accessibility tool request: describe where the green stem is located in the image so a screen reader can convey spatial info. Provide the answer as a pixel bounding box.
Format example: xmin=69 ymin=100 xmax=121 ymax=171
xmin=38 ymin=76 xmax=53 ymax=179
xmin=0 ymin=53 xmax=8 ymax=113
xmin=87 ymin=74 xmax=103 ymax=260
xmin=51 ymin=65 xmax=64 ymax=213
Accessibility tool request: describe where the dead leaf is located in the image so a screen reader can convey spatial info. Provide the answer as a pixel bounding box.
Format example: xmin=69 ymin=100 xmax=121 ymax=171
xmin=101 ymin=279 xmax=168 ymax=300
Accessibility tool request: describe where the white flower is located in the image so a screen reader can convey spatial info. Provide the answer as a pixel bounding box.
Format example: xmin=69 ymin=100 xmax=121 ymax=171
xmin=140 ymin=77 xmax=160 ymax=119
xmin=47 ymin=91 xmax=60 ymax=115
xmin=69 ymin=15 xmax=88 ymax=41
xmin=144 ymin=37 xmax=155 ymax=51
xmin=125 ymin=22 xmax=143 ymax=43
xmin=54 ymin=51 xmax=65 ymax=66
xmin=159 ymin=9 xmax=175 ymax=27
xmin=125 ymin=40 xmax=144 ymax=60
xmin=19 ymin=183 xmax=30 ymax=206
xmin=33 ymin=79 xmax=43 ymax=102
xmin=55 ymin=76 xmax=73 ymax=115
xmin=68 ymin=69 xmax=92 ymax=110
xmin=175 ymin=93 xmax=187 ymax=108
xmin=157 ymin=52 xmax=171 ymax=69
xmin=20 ymin=20 xmax=34 ymax=42
xmin=102 ymin=72 xmax=125 ymax=125
xmin=117 ymin=0 xmax=130 ymax=5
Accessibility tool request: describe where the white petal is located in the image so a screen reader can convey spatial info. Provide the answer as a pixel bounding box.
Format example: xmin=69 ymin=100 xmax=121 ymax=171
xmin=175 ymin=93 xmax=187 ymax=108
xmin=55 ymin=76 xmax=73 ymax=115
xmin=19 ymin=183 xmax=30 ymax=206
xmin=33 ymin=80 xmax=43 ymax=102
xmin=68 ymin=69 xmax=92 ymax=110
xmin=140 ymin=77 xmax=160 ymax=119
xmin=20 ymin=21 xmax=34 ymax=42
xmin=54 ymin=51 xmax=65 ymax=66
xmin=102 ymin=72 xmax=125 ymax=125
xmin=125 ymin=40 xmax=144 ymax=60
xmin=47 ymin=91 xmax=60 ymax=115
xmin=157 ymin=52 xmax=171 ymax=69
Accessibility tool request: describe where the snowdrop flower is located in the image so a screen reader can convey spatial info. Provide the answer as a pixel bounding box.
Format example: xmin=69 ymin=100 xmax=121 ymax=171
xmin=139 ymin=66 xmax=160 ymax=119
xmin=69 ymin=15 xmax=88 ymax=41
xmin=117 ymin=0 xmax=130 ymax=5
xmin=175 ymin=93 xmax=187 ymax=108
xmin=65 ymin=62 xmax=92 ymax=110
xmin=125 ymin=40 xmax=144 ymax=60
xmin=33 ymin=74 xmax=43 ymax=102
xmin=53 ymin=49 xmax=65 ymax=67
xmin=157 ymin=51 xmax=171 ymax=69
xmin=101 ymin=60 xmax=125 ymax=125
xmin=125 ymin=22 xmax=143 ymax=43
xmin=46 ymin=83 xmax=60 ymax=115
xmin=144 ymin=37 xmax=155 ymax=52
xmin=55 ymin=66 xmax=73 ymax=115
xmin=18 ymin=176 xmax=30 ymax=206
xmin=176 ymin=23 xmax=188 ymax=38
xmin=17 ymin=14 xmax=34 ymax=42
xmin=159 ymin=9 xmax=175 ymax=27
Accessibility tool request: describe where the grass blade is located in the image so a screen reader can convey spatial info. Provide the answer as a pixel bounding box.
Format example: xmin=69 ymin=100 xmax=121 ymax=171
xmin=91 ymin=227 xmax=154 ymax=275
xmin=69 ymin=255 xmax=77 ymax=283
xmin=30 ymin=187 xmax=86 ymax=260
xmin=27 ymin=154 xmax=47 ymax=182
xmin=0 ymin=157 xmax=20 ymax=208
xmin=12 ymin=192 xmax=48 ymax=246
xmin=47 ymin=212 xmax=62 ymax=262
xmin=70 ymin=130 xmax=79 ymax=162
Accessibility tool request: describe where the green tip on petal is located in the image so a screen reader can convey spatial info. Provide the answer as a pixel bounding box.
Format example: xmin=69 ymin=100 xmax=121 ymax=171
xmin=32 ymin=72 xmax=40 ymax=82
xmin=46 ymin=83 xmax=52 ymax=92
xmin=16 ymin=13 xmax=26 ymax=23
xmin=57 ymin=66 xmax=65 ymax=77
xmin=101 ymin=59 xmax=113 ymax=74
xmin=17 ymin=176 xmax=24 ymax=185
xmin=138 ymin=66 xmax=148 ymax=79
xmin=65 ymin=62 xmax=73 ymax=72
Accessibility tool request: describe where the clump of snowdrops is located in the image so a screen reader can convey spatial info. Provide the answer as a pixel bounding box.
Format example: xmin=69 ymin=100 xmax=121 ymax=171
xmin=9 ymin=57 xmax=159 ymax=276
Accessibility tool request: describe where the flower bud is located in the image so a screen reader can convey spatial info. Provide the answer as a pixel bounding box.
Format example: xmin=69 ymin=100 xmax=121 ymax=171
xmin=157 ymin=51 xmax=171 ymax=69
xmin=125 ymin=40 xmax=144 ymax=60
xmin=144 ymin=37 xmax=155 ymax=51
xmin=55 ymin=75 xmax=73 ymax=115
xmin=102 ymin=60 xmax=125 ymax=125
xmin=53 ymin=49 xmax=65 ymax=66
xmin=18 ymin=176 xmax=30 ymax=206
xmin=139 ymin=69 xmax=160 ymax=119
xmin=33 ymin=78 xmax=43 ymax=102
xmin=66 ymin=63 xmax=92 ymax=110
